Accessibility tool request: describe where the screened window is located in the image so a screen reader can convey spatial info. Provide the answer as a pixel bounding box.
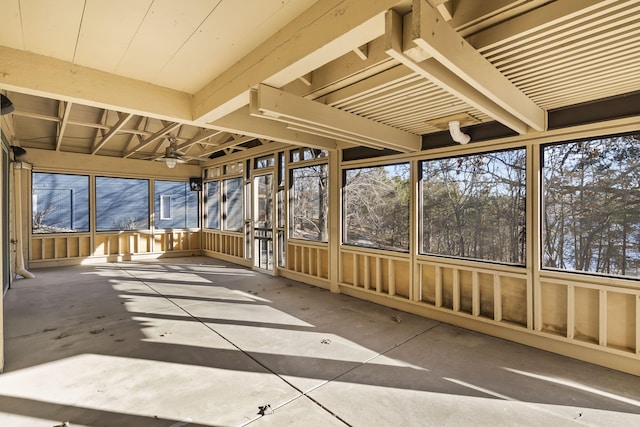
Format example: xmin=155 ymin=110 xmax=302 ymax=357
xmin=254 ymin=155 xmax=275 ymax=169
xmin=290 ymin=148 xmax=328 ymax=162
xmin=205 ymin=181 xmax=220 ymax=229
xmin=343 ymin=163 xmax=410 ymax=251
xmin=290 ymin=164 xmax=328 ymax=242
xmin=96 ymin=177 xmax=149 ymax=231
xmin=223 ymin=177 xmax=243 ymax=232
xmin=421 ymin=149 xmax=526 ymax=265
xmin=543 ymin=134 xmax=640 ymax=277
xmin=32 ymin=172 xmax=89 ymax=233
xmin=154 ymin=180 xmax=198 ymax=229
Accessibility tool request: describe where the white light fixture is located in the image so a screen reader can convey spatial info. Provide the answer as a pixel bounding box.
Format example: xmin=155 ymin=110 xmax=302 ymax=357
xmin=448 ymin=120 xmax=471 ymax=144
xmin=164 ymin=157 xmax=178 ymax=169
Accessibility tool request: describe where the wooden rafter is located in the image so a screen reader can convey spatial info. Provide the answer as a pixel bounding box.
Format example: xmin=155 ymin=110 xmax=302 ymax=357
xmin=90 ymin=109 xmax=108 ymax=154
xmin=123 ymin=116 xmax=148 ymax=154
xmin=177 ymin=128 xmax=222 ymax=151
xmin=91 ymin=111 xmax=133 ymax=155
xmin=56 ymin=101 xmax=72 ymax=151
xmin=199 ymin=134 xmax=255 ymax=158
xmin=121 ymin=115 xmax=146 ymax=155
xmin=122 ymin=122 xmax=181 ymax=158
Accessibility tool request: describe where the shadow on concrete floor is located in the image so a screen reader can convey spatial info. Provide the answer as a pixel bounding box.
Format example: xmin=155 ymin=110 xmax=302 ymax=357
xmin=1 ymin=257 xmax=639 ymax=426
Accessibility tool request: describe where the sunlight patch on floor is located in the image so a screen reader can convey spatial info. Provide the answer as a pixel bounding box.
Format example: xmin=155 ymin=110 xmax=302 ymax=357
xmin=504 ymin=367 xmax=640 ymax=408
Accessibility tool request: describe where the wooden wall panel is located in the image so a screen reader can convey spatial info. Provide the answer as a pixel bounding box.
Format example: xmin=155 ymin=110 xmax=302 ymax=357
xmin=478 ymin=272 xmax=495 ymax=319
xmin=574 ymin=287 xmax=599 ymax=345
xmin=501 ymin=276 xmax=527 ymax=327
xmin=607 ymin=292 xmax=636 ymax=353
xmin=541 ymin=282 xmax=568 ymax=336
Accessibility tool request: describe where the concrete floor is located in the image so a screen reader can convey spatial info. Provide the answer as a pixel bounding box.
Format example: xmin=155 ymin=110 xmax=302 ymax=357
xmin=1 ymin=257 xmax=639 ymax=427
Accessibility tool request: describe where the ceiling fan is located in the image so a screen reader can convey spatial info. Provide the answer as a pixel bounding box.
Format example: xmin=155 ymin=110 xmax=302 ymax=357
xmin=157 ymin=137 xmax=200 ymax=169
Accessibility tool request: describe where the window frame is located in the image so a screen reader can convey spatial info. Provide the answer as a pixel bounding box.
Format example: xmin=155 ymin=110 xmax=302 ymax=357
xmin=540 ymin=132 xmax=640 ymax=279
xmin=222 ymin=175 xmax=244 ymax=233
xmin=204 ymin=180 xmax=221 ymax=230
xmin=418 ymin=148 xmax=527 ymax=266
xmin=95 ymin=176 xmax=150 ymax=232
xmin=31 ymin=171 xmax=90 ymax=234
xmin=289 ymin=162 xmax=329 ymax=243
xmin=342 ymin=161 xmax=411 ymax=253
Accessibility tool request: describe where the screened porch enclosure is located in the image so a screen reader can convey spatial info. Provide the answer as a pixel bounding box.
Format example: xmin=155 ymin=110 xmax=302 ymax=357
xmin=15 ymin=128 xmax=640 ymax=377
xmin=2 ymin=0 xmax=640 ymax=380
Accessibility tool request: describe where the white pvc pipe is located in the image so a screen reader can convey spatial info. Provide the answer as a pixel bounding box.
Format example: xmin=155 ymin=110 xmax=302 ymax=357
xmin=12 ymin=163 xmax=35 ymax=279
xmin=449 ymin=120 xmax=471 ymax=145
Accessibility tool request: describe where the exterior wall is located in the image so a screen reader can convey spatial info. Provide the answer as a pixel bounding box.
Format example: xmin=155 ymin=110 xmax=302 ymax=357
xmin=24 ymin=149 xmax=202 ymax=267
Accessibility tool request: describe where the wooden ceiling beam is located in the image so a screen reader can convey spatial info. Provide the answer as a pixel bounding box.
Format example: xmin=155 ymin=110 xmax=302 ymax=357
xmin=0 ymin=46 xmax=192 ymax=124
xmin=409 ymin=0 xmax=546 ymax=133
xmin=252 ymin=84 xmax=421 ymax=152
xmin=193 ymin=0 xmax=402 ymax=123
xmin=303 ymin=1 xmax=591 ymax=107
xmin=385 ymin=9 xmax=531 ymax=135
xmin=212 ymin=105 xmax=339 ymax=151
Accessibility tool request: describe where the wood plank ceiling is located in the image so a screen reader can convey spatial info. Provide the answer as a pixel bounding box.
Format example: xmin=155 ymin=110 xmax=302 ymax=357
xmin=1 ymin=0 xmax=639 ymax=166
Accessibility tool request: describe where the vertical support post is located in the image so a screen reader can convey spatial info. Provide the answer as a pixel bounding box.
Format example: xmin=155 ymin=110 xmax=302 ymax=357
xmin=493 ymin=275 xmax=503 ymax=322
xmin=435 ymin=265 xmax=442 ymax=307
xmin=416 ymin=262 xmax=423 ymax=302
xmin=376 ymin=257 xmax=382 ymax=293
xmin=353 ymin=253 xmax=359 ymax=287
xmin=90 ymin=175 xmax=96 ymax=257
xmin=530 ymin=144 xmax=541 ymax=331
xmin=472 ymin=271 xmax=480 ymax=317
xmin=338 ymin=246 xmax=344 ymax=283
xmin=316 ymin=248 xmax=322 ymax=278
xmin=389 ymin=260 xmax=396 ymax=296
xmin=599 ymin=289 xmax=608 ymax=347
xmin=452 ymin=268 xmax=460 ymax=312
xmin=328 ymin=151 xmax=340 ymax=292
xmin=410 ymin=159 xmax=419 ymax=301
xmin=149 ymin=178 xmax=155 ymax=253
xmin=364 ymin=255 xmax=370 ymax=290
xmin=567 ymin=285 xmax=575 ymax=340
